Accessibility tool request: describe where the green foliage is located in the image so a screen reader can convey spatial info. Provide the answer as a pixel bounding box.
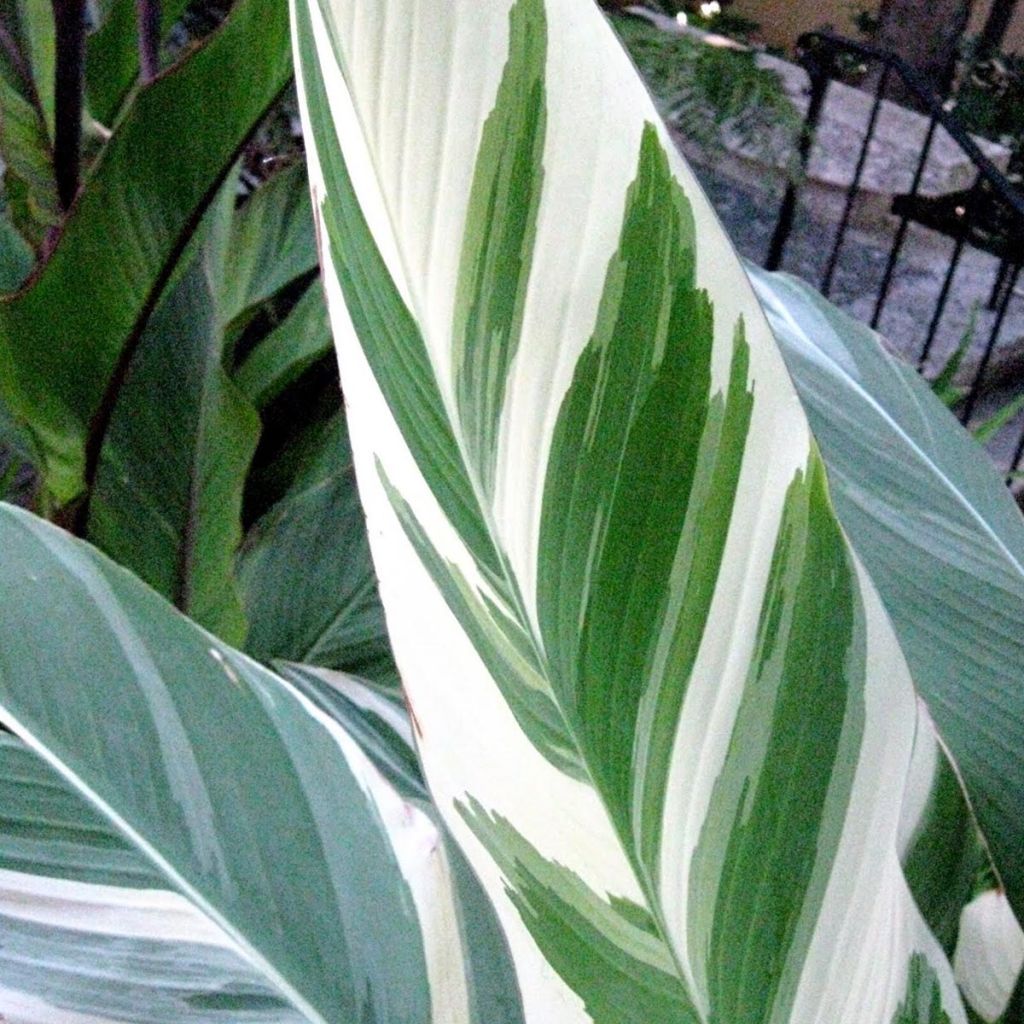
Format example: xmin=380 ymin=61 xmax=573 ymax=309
xmin=931 ymin=307 xmax=978 ymax=408
xmin=84 ymin=188 xmax=261 ymax=646
xmin=0 ymin=1 xmax=1022 ymax=1021
xmin=928 ymin=307 xmax=1024 ymax=445
xmin=0 ymin=0 xmax=394 ymax=671
xmin=611 ymin=13 xmax=801 ymax=168
xmin=754 ymin=268 xmax=1024 ymax=930
xmin=84 ymin=0 xmax=193 ymax=126
xmin=0 ymin=0 xmax=60 ymax=250
xmin=953 ymin=43 xmax=1024 ymax=147
xmin=0 ymin=0 xmax=293 ymax=506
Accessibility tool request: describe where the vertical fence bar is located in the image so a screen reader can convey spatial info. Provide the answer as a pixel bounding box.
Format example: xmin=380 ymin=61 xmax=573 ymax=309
xmin=919 ymin=236 xmax=966 ymax=370
xmin=918 ymin=176 xmax=983 ymax=371
xmin=764 ymin=48 xmax=830 ymax=272
xmin=776 ymin=31 xmax=1024 ymax=491
xmin=1010 ymin=420 xmax=1024 ymax=480
xmin=988 ymin=257 xmax=1012 ymax=310
xmin=871 ymin=114 xmax=940 ymax=328
xmin=821 ymin=64 xmax=891 ymax=297
xmin=961 ymin=262 xmax=1022 ymax=424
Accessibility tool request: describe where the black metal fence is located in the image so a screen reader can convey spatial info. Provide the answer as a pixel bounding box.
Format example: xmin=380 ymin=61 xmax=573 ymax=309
xmin=764 ymin=31 xmax=1024 ymax=483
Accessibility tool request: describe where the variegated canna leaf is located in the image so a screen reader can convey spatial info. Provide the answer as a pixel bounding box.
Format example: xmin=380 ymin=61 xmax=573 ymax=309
xmin=0 ymin=732 xmax=302 ymax=1024
xmin=750 ymin=268 xmax=1024 ymax=928
xmin=0 ymin=503 xmax=522 ymax=1024
xmin=292 ymin=0 xmax=975 ymax=1020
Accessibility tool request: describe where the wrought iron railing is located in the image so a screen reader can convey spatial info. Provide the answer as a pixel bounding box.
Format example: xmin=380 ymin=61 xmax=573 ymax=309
xmin=764 ymin=31 xmax=1024 ymax=482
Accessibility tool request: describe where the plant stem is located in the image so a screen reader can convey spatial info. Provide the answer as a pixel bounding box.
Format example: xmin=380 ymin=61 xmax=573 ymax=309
xmin=52 ymin=0 xmax=86 ymax=210
xmin=136 ymin=0 xmax=162 ymax=82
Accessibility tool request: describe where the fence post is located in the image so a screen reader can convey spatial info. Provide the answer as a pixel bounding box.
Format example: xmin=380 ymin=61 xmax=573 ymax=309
xmin=764 ymin=41 xmax=830 ymax=272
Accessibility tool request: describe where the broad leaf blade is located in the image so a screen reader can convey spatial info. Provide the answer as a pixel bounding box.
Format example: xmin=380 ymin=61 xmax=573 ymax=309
xmin=221 ymin=162 xmax=319 ymax=329
xmin=0 ymin=502 xmax=484 ymax=1023
xmin=239 ymin=414 xmax=397 ymax=684
xmin=0 ymin=0 xmax=292 ymax=504
xmin=750 ymin=266 xmax=1024 ymax=925
xmin=0 ymin=0 xmax=59 ymax=248
xmin=87 ymin=242 xmax=259 ymax=646
xmin=0 ymin=735 xmax=301 ymax=1023
xmin=293 ymin=0 xmax=968 ymax=1020
xmin=235 ymin=280 xmax=332 ymax=408
xmin=277 ymin=663 xmax=529 ymax=1024
xmin=85 ymin=0 xmax=192 ymax=127
xmin=0 ymin=199 xmax=34 ymax=290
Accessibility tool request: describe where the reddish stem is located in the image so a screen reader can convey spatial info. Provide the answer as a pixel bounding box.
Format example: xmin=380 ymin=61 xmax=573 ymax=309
xmin=52 ymin=0 xmax=86 ymax=210
xmin=136 ymin=0 xmax=162 ymax=82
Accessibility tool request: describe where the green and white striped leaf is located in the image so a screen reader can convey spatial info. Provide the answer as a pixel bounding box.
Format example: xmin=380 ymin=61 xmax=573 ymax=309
xmin=0 ymin=732 xmax=302 ymax=1024
xmin=750 ymin=268 xmax=1024 ymax=926
xmin=0 ymin=502 xmax=520 ymax=1024
xmin=293 ymin=0 xmax=972 ymax=1020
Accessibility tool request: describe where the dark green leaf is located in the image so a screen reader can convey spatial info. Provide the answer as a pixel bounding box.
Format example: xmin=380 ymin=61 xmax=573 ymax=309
xmin=0 ymin=0 xmax=59 ymax=247
xmin=87 ymin=240 xmax=259 ymax=646
xmin=241 ymin=357 xmax=342 ymax=524
xmin=0 ymin=198 xmax=34 ymax=289
xmin=235 ymin=279 xmax=332 ymax=408
xmin=85 ymin=0 xmax=192 ymax=127
xmin=239 ymin=413 xmax=396 ymax=684
xmin=221 ymin=161 xmax=318 ymax=328
xmin=902 ymin=742 xmax=985 ymax=955
xmin=0 ymin=0 xmax=292 ymax=504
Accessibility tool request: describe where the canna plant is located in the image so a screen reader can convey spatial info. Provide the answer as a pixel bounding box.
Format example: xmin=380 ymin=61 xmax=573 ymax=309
xmin=0 ymin=0 xmax=394 ymax=677
xmin=1 ymin=1 xmax=1024 ymax=1023
xmin=288 ymin=0 xmax=1024 ymax=1019
xmin=0 ymin=0 xmax=292 ymax=512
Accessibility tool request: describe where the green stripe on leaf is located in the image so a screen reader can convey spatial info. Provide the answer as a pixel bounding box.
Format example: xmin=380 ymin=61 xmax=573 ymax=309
xmin=688 ymin=454 xmax=865 ymax=1022
xmin=379 ymin=464 xmax=583 ymax=780
xmin=452 ymin=0 xmax=546 ymax=501
xmin=294 ymin=0 xmax=503 ymax=585
xmin=461 ymin=797 xmax=700 ymax=1024
xmin=536 ymin=123 xmax=752 ymax=861
xmin=893 ymin=955 xmax=953 ymax=1024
